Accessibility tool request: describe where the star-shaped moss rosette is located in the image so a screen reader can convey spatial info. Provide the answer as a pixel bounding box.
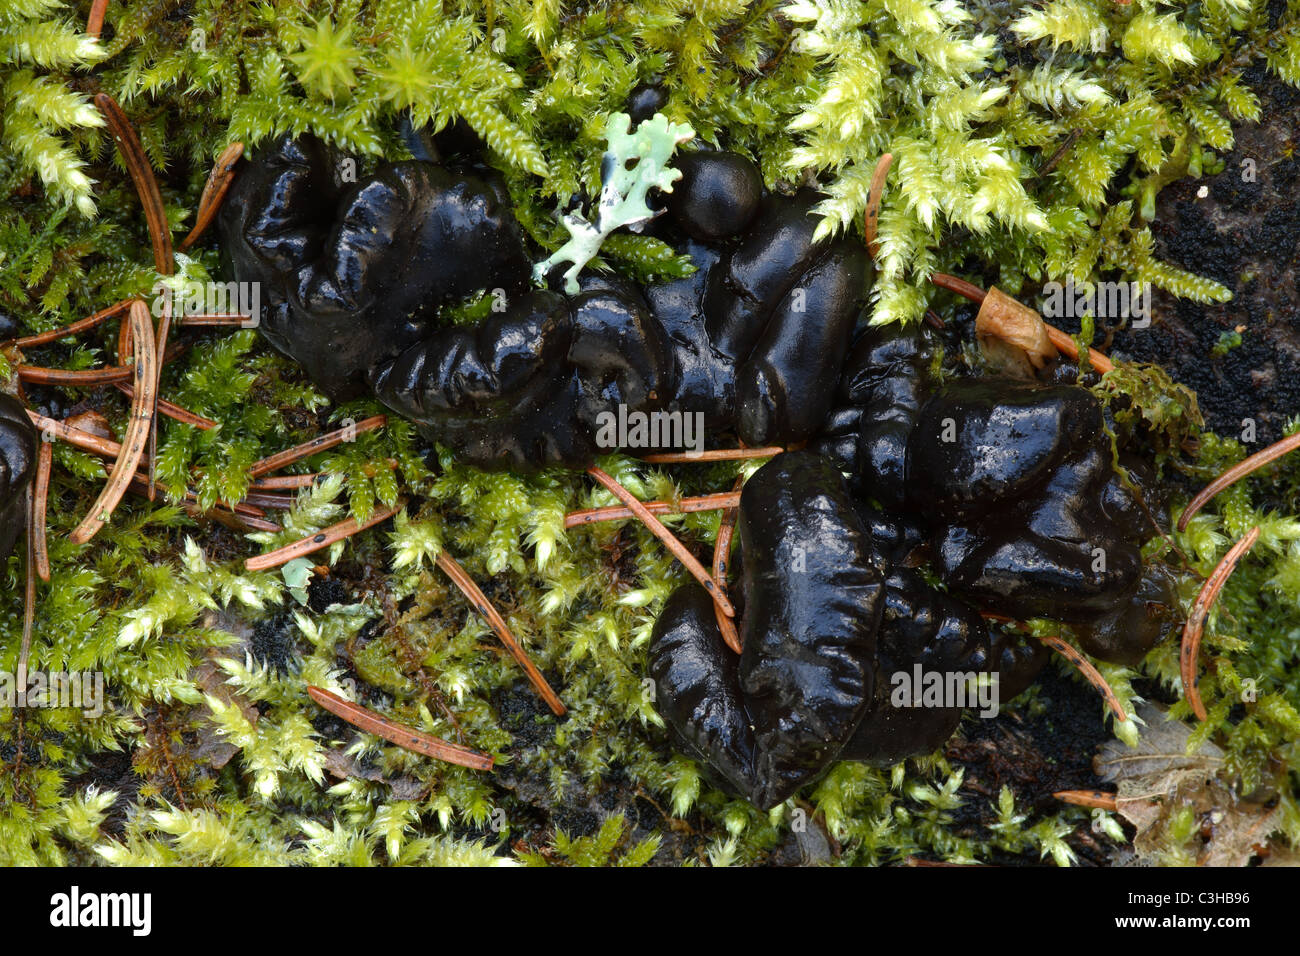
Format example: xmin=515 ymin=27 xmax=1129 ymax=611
xmin=534 ymin=111 xmax=695 ymax=294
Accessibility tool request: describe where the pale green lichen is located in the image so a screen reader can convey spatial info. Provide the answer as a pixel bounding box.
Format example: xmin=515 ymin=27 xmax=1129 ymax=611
xmin=532 ymin=111 xmax=694 ymax=293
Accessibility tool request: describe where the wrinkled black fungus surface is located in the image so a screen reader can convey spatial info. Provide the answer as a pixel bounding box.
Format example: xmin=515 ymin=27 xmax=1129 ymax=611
xmin=220 ymin=132 xmax=1173 ymax=810
xmin=824 ymin=323 xmax=1172 ymax=638
xmin=649 ymin=451 xmax=1051 ymax=808
xmin=219 ymin=134 xmax=531 ymax=400
xmin=224 ymin=138 xmax=869 ymax=468
xmin=649 ymin=452 xmax=883 ymax=807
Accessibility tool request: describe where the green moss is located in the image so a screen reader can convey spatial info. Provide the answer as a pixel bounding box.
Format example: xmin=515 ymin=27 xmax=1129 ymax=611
xmin=1 ymin=0 xmax=1299 ymax=866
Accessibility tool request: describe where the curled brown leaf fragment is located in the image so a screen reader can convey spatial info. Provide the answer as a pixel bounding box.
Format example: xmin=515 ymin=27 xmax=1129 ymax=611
xmin=929 ymin=274 xmax=1115 ymax=374
xmin=976 ymin=286 xmax=1060 ymax=375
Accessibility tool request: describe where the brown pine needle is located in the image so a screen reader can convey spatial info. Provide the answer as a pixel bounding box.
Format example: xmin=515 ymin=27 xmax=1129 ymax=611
xmin=251 ymin=474 xmax=320 ymax=492
xmin=147 ymin=296 xmax=175 ymax=497
xmin=586 ymin=466 xmax=736 ymax=618
xmin=929 ymin=273 xmax=1114 ymax=374
xmin=238 ymin=491 xmax=297 ymax=510
xmin=564 ymin=491 xmax=742 ymax=528
xmin=176 ymin=313 xmax=255 ymax=327
xmin=306 ymin=686 xmax=493 ymax=771
xmin=32 ymin=415 xmax=275 ymax=532
xmin=190 ymin=504 xmax=280 ymax=534
xmin=113 ymin=384 xmax=216 ymax=429
xmin=18 ymin=364 xmax=135 ymax=386
xmin=86 ymin=0 xmax=109 ymax=37
xmin=1038 ymin=633 xmax=1128 ymax=722
xmin=863 ymin=152 xmax=893 ymax=259
xmin=1182 ymin=525 xmax=1260 ymax=722
xmin=250 ymin=460 xmax=398 ymax=492
xmin=901 ymin=857 xmax=981 ymax=867
xmin=250 ymin=415 xmax=387 ymax=477
xmin=94 ymin=93 xmax=173 ymax=276
xmin=196 ymin=143 xmax=245 ymax=214
xmin=161 ymin=491 xmax=280 ymax=533
xmin=251 ymin=474 xmax=321 ymax=490
xmin=713 ymin=476 xmax=744 ymax=655
xmin=1054 ymin=789 xmax=1118 ymax=811
xmin=18 ymin=342 xmax=184 ymax=388
xmin=233 ymin=514 xmax=281 ymax=533
xmin=3 ymin=299 xmax=131 ymax=349
xmin=1179 ymin=432 xmax=1300 ymax=532
xmin=244 ymin=503 xmax=402 ymax=572
xmin=117 ymin=309 xmax=132 ymax=367
xmin=32 ymin=439 xmax=52 ymax=582
xmin=929 ymin=271 xmax=989 ymax=305
xmin=637 ymin=447 xmax=783 ymax=464
xmin=20 ymin=487 xmax=36 ymax=696
xmin=1044 ymin=324 xmax=1114 ymax=374
xmin=434 ymin=550 xmax=567 ymax=717
xmin=180 ymin=142 xmax=245 ymax=251
xmin=70 ymin=301 xmax=156 ymax=545
xmin=26 ymin=411 xmax=129 ymax=462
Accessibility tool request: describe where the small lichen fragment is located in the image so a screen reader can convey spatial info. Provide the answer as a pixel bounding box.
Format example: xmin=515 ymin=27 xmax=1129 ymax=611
xmin=533 ymin=112 xmax=695 ymax=294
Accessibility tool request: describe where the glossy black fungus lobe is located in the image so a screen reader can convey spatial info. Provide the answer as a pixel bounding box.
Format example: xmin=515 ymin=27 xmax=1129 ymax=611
xmin=223 ymin=138 xmax=871 ymax=469
xmin=653 ymin=181 xmax=871 ymax=448
xmin=823 ymin=323 xmax=1173 ymax=660
xmin=649 ymin=451 xmax=884 ymax=808
xmin=370 ymin=290 xmax=593 ymax=472
xmin=219 ymin=134 xmax=531 ymax=399
xmin=625 ymin=82 xmax=669 ymax=125
xmin=649 ymin=452 xmax=1051 ymax=806
xmin=0 ymin=394 xmax=37 ymax=563
xmin=219 ymin=134 xmax=1173 ymax=806
xmin=666 ymin=152 xmax=763 ymax=242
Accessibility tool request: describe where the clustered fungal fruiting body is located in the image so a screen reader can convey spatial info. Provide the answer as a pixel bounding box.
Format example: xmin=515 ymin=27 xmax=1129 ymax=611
xmin=815 ymin=322 xmax=1180 ymax=665
xmin=0 ymin=394 xmax=38 ymax=564
xmin=649 ymin=451 xmax=1052 ymax=808
xmin=219 ymin=123 xmax=867 ymax=470
xmin=651 ymin=324 xmax=1178 ymax=809
xmin=218 ymin=110 xmax=1175 ymax=810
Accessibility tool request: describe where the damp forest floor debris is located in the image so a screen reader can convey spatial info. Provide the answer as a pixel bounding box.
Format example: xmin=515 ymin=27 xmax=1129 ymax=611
xmin=2 ymin=0 xmax=1300 ymax=866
